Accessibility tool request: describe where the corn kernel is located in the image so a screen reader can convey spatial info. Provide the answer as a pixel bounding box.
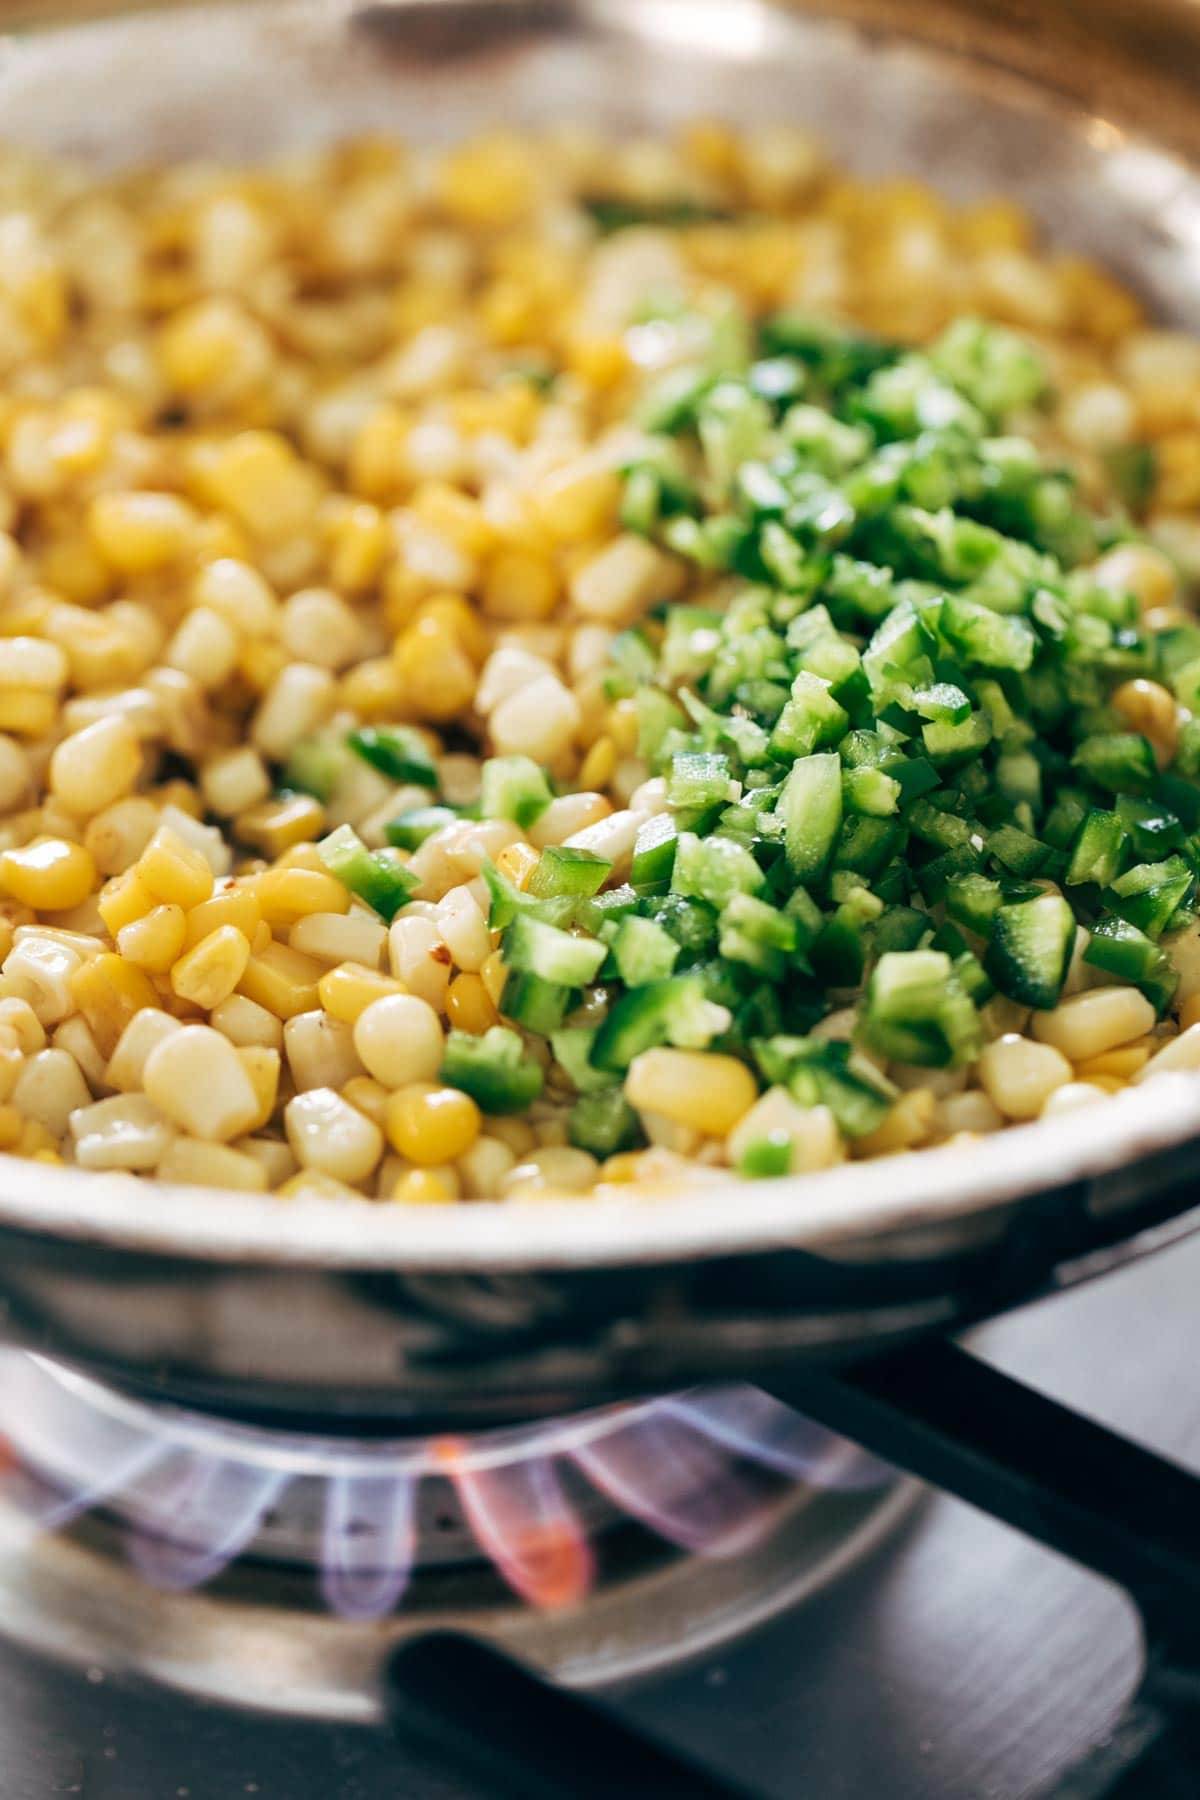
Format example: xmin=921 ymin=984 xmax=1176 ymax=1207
xmin=89 ymin=491 xmax=197 ymax=575
xmin=318 ymin=960 xmax=405 ymax=1023
xmin=137 ymin=827 xmax=214 ymax=910
xmin=236 ymin=793 xmax=327 ymax=858
xmin=445 ymin=971 xmax=499 ymax=1035
xmin=254 ymin=866 xmax=350 ymax=928
xmin=182 ymin=885 xmax=262 ymax=949
xmin=626 ymin=1050 xmax=758 ymax=1136
xmin=384 ymin=1082 xmax=480 ymax=1164
xmin=117 ymin=903 xmax=188 ymax=973
xmin=171 ymin=924 xmax=252 ymax=1009
xmin=1 ymin=838 xmax=96 ymax=911
xmin=286 ymin=1086 xmax=383 ymax=1184
xmin=392 ymin=1167 xmax=459 ymax=1204
xmin=237 ymin=940 xmax=325 ymax=1020
xmin=143 ymin=1023 xmax=262 ymax=1142
xmin=70 ymin=952 xmax=159 ymax=1057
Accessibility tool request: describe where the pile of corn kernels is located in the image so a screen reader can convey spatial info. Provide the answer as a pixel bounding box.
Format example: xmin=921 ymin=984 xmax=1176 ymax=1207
xmin=0 ymin=123 xmax=1197 ymax=1205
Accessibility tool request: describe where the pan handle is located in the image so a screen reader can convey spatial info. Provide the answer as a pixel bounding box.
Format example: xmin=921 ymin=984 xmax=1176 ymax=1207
xmin=384 ymin=1630 xmax=761 ymax=1800
xmin=765 ymin=1339 xmax=1200 ymax=1797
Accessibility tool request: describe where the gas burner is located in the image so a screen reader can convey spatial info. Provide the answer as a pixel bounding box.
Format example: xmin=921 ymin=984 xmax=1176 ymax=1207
xmin=0 ymin=1353 xmax=915 ymax=1717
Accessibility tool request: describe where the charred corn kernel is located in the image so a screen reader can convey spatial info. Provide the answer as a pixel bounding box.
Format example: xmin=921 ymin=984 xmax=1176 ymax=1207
xmin=170 ymin=924 xmax=252 ymax=1009
xmin=70 ymin=1094 xmax=174 ymax=1172
xmin=625 ymin=1049 xmax=758 ymax=1137
xmin=1031 ymin=987 xmax=1156 ymax=1062
xmin=209 ymin=992 xmax=284 ymax=1051
xmin=1 ymin=838 xmax=96 ymax=911
xmin=235 ymin=793 xmax=328 ymax=858
xmin=237 ymin=1044 xmax=280 ymax=1130
xmin=446 ymin=972 xmax=499 ymax=1035
xmin=70 ymin=952 xmax=159 ymax=1058
xmin=978 ymin=1034 xmax=1073 ymax=1120
xmin=385 ymin=1081 xmax=480 ymax=1164
xmin=88 ymin=491 xmax=196 ymax=575
xmin=285 ymin=1086 xmax=384 ymax=1183
xmin=237 ymin=940 xmax=325 ymax=1020
xmin=1073 ymin=1043 xmax=1153 ymax=1080
xmin=283 ymin=1010 xmax=362 ymax=1092
xmin=143 ymin=1023 xmax=261 ymax=1142
xmin=48 ymin=715 xmax=142 ymax=819
xmin=387 ymin=914 xmax=453 ymax=1010
xmin=116 ymin=902 xmax=188 ymax=973
xmin=290 ymin=910 xmax=387 ymax=968
xmin=157 ymin=1136 xmax=270 ymax=1192
xmin=98 ymin=869 xmax=156 ymax=937
xmin=341 ymin=1074 xmax=389 ymax=1126
xmin=136 ymin=827 xmax=214 ymax=910
xmin=353 ymin=993 xmax=444 ymax=1088
xmin=390 ymin=1166 xmax=457 ymax=1204
xmin=254 ymin=867 xmax=350 ymax=928
xmin=1132 ymin=1023 xmax=1200 ymax=1083
xmin=318 ymin=960 xmax=404 ymax=1023
xmin=480 ymin=949 xmax=507 ymax=1009
xmin=105 ymin=1008 xmax=182 ymax=1092
xmin=13 ymin=1049 xmax=91 ymax=1138
xmin=494 ymin=842 xmax=539 ymax=891
xmin=182 ymin=886 xmax=261 ymax=950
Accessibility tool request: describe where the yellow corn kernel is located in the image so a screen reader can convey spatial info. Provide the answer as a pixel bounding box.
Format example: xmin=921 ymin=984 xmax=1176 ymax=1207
xmin=1074 ymin=1043 xmax=1153 ymax=1081
xmin=318 ymin=960 xmax=405 ymax=1024
xmin=236 ymin=793 xmax=327 ymax=858
xmin=494 ymin=842 xmax=539 ymax=890
xmin=0 ymin=1103 xmax=22 ymax=1149
xmin=88 ymin=491 xmax=197 ymax=576
xmin=339 ymin=655 xmax=407 ymax=721
xmin=445 ymin=972 xmax=499 ymax=1035
xmin=116 ymin=903 xmax=188 ymax=974
xmin=413 ymin=484 xmax=495 ymax=561
xmin=392 ymin=1167 xmax=459 ymax=1205
xmin=254 ymin=866 xmax=350 ymax=928
xmin=325 ymin=500 xmax=389 ymax=594
xmin=342 ymin=1074 xmax=389 ymax=1127
xmin=437 ymin=132 xmax=536 ymax=228
xmin=136 ymin=826 xmax=215 ymax=910
xmin=578 ymin=735 xmax=616 ymax=791
xmin=275 ymin=842 xmax=330 ymax=874
xmin=384 ymin=1082 xmax=481 ymax=1164
xmin=182 ymin=885 xmax=262 ymax=950
xmin=348 ymin=405 xmax=411 ymax=502
xmin=171 ymin=924 xmax=252 ymax=1009
xmin=527 ymin=463 xmax=621 ymax=546
xmin=0 ymin=689 xmax=56 ymax=737
xmin=70 ymin=952 xmax=159 ymax=1058
xmin=625 ymin=1050 xmax=759 ymax=1137
xmin=481 ymin=546 xmax=560 ymax=622
xmin=1 ymin=838 xmax=96 ymax=911
xmin=480 ymin=949 xmax=508 ymax=1009
xmin=238 ymin=637 xmax=289 ymax=695
xmin=205 ymin=431 xmax=319 ymax=543
xmin=565 ymin=333 xmax=629 ymax=391
xmin=237 ymin=1044 xmax=280 ymax=1131
xmin=1109 ymin=679 xmax=1179 ymax=767
xmin=392 ymin=618 xmax=477 ymax=722
xmin=237 ymin=940 xmax=325 ymax=1020
xmin=98 ymin=869 xmax=157 ymax=937
xmin=608 ymin=698 xmax=640 ymax=756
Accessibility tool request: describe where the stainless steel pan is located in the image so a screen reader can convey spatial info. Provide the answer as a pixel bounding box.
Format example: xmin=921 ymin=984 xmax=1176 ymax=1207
xmin=4 ymin=0 xmax=1200 ymax=1424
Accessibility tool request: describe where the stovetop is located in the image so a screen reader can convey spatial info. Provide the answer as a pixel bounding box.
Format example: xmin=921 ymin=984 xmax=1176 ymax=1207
xmin=12 ymin=1233 xmax=1200 ymax=1800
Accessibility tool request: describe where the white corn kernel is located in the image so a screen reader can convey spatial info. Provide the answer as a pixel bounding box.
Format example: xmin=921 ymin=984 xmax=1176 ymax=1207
xmin=201 ymin=747 xmax=271 ymax=817
xmin=289 ymin=910 xmax=387 ymax=967
xmin=434 ymin=885 xmax=491 ymax=972
xmin=1030 ymin=987 xmax=1156 ymax=1063
xmin=1040 ymin=1082 xmax=1109 ymax=1118
xmin=70 ymin=1093 xmax=173 ymax=1170
xmin=157 ymin=1137 xmax=270 ymax=1192
xmin=457 ymin=1133 xmax=517 ymax=1198
xmin=503 ymin=1146 xmax=599 ymax=1197
xmin=49 ymin=714 xmax=142 ymax=817
xmin=977 ymin=1034 xmax=1072 ymax=1120
xmin=251 ymin=663 xmax=336 ymax=761
xmin=13 ymin=1047 xmax=92 ymax=1136
xmin=935 ymin=1090 xmax=1006 ymax=1136
xmin=284 ymin=1009 xmax=364 ymax=1091
xmin=490 ymin=674 xmax=580 ymax=762
xmin=1132 ymin=1024 xmax=1200 ymax=1084
xmin=285 ymin=1086 xmax=383 ymax=1183
xmin=165 ymin=606 xmax=240 ymax=691
xmin=353 ymin=993 xmax=444 ymax=1089
xmin=143 ymin=1024 xmax=262 ymax=1142
xmin=105 ymin=1008 xmax=183 ymax=1091
xmin=726 ymin=1089 xmax=843 ymax=1172
xmin=2 ymin=935 xmax=82 ymax=1025
xmin=388 ymin=913 xmax=452 ymax=1009
xmin=209 ymin=992 xmax=284 ymax=1051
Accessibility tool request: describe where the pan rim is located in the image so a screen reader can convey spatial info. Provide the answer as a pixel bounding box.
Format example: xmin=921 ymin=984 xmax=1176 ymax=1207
xmin=1 ymin=1074 xmax=1197 ymax=1268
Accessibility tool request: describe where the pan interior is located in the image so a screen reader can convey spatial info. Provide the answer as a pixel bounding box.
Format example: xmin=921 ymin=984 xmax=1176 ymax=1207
xmin=1 ymin=0 xmax=1199 ymax=1264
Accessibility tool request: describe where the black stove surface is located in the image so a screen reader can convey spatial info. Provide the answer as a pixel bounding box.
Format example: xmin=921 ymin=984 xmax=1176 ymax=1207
xmin=12 ymin=1233 xmax=1200 ymax=1800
